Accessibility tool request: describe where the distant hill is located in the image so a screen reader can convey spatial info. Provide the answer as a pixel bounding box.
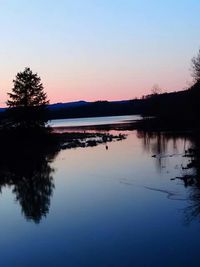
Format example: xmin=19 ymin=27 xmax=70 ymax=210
xmin=49 ymin=101 xmax=89 ymax=110
xmin=46 ymin=100 xmax=139 ymax=119
xmin=47 ymin=100 xmax=131 ymax=111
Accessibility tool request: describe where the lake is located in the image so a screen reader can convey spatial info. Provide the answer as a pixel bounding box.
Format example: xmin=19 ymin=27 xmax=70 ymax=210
xmin=0 ymin=116 xmax=199 ymax=266
xmin=48 ymin=114 xmax=141 ymax=128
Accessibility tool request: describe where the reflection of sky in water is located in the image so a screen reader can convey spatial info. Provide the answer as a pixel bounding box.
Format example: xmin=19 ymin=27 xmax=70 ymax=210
xmin=49 ymin=115 xmax=141 ymax=127
xmin=0 ymin=130 xmax=199 ymax=266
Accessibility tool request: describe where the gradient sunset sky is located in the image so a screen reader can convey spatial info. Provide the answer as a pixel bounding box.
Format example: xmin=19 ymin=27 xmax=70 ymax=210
xmin=0 ymin=0 xmax=200 ymax=105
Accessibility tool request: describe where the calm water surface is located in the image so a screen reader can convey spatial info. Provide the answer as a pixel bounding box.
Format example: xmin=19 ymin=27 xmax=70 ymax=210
xmin=49 ymin=115 xmax=141 ymax=127
xmin=0 ymin=122 xmax=199 ymax=266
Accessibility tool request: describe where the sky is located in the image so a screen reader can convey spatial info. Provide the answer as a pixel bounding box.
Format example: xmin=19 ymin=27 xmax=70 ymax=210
xmin=0 ymin=0 xmax=200 ymax=105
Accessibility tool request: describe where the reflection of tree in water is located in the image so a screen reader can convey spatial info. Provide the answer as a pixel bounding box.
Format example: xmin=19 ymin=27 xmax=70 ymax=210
xmin=184 ymin=183 xmax=200 ymax=224
xmin=137 ymin=130 xmax=189 ymax=172
xmin=137 ymin=130 xmax=200 ymax=223
xmin=0 ymin=129 xmax=59 ymax=223
xmin=137 ymin=131 xmax=167 ymax=155
xmin=182 ymin=135 xmax=200 ymax=224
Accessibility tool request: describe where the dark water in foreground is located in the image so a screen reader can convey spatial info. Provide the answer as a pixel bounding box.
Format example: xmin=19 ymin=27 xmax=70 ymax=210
xmin=0 ymin=124 xmax=200 ymax=266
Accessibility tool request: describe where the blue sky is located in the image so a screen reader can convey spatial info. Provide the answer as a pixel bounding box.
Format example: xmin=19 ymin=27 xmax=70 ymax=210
xmin=0 ymin=0 xmax=199 ymax=104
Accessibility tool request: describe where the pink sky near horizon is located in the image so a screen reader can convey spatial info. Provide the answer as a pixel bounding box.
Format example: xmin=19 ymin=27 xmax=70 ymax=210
xmin=0 ymin=60 xmax=193 ymax=107
xmin=0 ymin=0 xmax=199 ymax=107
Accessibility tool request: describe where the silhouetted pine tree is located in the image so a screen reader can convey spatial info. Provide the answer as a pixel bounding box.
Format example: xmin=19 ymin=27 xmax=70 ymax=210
xmin=7 ymin=67 xmax=49 ymax=128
